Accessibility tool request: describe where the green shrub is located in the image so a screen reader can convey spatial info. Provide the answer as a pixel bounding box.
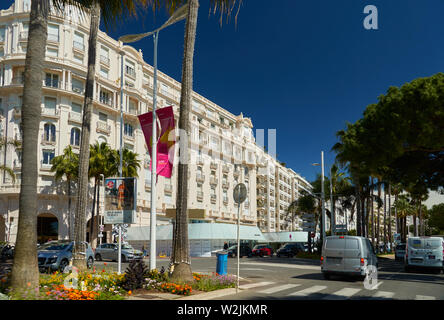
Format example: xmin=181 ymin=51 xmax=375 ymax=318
xmin=123 ymin=260 xmax=150 ymax=291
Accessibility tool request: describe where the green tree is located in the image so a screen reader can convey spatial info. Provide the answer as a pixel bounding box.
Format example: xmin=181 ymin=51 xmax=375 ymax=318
xmin=116 ymin=148 xmax=141 ymax=178
xmin=427 ymin=203 xmax=444 ymax=235
xmin=167 ymin=0 xmax=243 ymax=283
xmin=0 ymin=137 xmax=21 ymax=184
xmin=11 ymin=0 xmax=59 ymax=293
xmin=88 ymin=142 xmax=117 ymax=247
xmin=71 ymin=0 xmax=149 ymax=270
xmin=50 ymin=145 xmax=79 ymax=240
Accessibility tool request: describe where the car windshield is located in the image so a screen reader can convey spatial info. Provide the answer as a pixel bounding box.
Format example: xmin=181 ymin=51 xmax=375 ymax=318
xmin=122 ymin=245 xmax=133 ymax=250
xmin=228 ymin=245 xmax=237 ymax=250
xmin=396 ymin=245 xmax=406 ymax=250
xmin=254 ymin=245 xmax=265 ymax=249
xmin=39 ymin=242 xmax=70 ymax=251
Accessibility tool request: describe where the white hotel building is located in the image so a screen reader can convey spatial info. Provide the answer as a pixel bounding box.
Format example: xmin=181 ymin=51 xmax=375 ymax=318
xmin=0 ymin=0 xmax=312 ymax=245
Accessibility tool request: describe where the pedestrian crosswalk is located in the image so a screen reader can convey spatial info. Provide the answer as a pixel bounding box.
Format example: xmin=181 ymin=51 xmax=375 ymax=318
xmin=237 ymin=281 xmax=441 ymax=300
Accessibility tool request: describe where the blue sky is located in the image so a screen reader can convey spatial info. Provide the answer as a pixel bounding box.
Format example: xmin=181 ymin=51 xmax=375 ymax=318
xmin=4 ymin=0 xmax=444 ymax=183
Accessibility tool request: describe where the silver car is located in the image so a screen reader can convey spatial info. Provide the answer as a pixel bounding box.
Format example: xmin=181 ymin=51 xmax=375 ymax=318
xmin=321 ymin=235 xmax=378 ymax=280
xmin=38 ymin=240 xmax=94 ymax=272
xmin=94 ymin=243 xmax=143 ymax=262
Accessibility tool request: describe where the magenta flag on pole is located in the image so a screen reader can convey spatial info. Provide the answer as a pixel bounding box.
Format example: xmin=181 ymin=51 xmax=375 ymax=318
xmin=137 ymin=106 xmax=175 ymax=178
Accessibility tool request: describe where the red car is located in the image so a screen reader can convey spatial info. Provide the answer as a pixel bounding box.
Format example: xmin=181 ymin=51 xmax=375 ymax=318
xmin=252 ymin=244 xmax=273 ymax=257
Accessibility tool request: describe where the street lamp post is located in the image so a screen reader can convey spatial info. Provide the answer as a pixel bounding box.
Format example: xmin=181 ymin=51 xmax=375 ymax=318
xmin=321 ymin=151 xmax=326 ymax=242
xmin=118 ymin=4 xmax=189 ymax=271
xmin=330 ymin=166 xmax=334 ymax=235
xmin=312 ymin=151 xmax=326 ymax=243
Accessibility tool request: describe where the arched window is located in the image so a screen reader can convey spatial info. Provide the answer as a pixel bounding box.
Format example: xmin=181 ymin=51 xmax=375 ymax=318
xmin=70 ymin=127 xmax=81 ymax=146
xmin=43 ymin=123 xmax=56 ymax=142
xmin=97 ymin=136 xmax=107 ymax=145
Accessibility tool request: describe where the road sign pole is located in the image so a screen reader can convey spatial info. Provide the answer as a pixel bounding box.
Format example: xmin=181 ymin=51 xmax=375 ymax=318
xmin=118 ymin=225 xmax=122 ymax=274
xmin=237 ymin=202 xmax=240 ymax=294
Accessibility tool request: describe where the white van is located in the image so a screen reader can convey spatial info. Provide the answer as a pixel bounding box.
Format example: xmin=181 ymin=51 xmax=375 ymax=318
xmin=405 ymin=237 xmax=443 ymax=273
xmin=321 ymin=236 xmax=378 ymax=280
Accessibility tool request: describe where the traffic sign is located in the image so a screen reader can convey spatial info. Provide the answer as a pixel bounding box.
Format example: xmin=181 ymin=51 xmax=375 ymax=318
xmin=302 ymin=222 xmax=316 ymax=227
xmin=310 ymin=233 xmax=315 ymax=238
xmin=233 ymin=183 xmax=247 ymax=204
xmin=302 ymin=213 xmax=315 ymax=220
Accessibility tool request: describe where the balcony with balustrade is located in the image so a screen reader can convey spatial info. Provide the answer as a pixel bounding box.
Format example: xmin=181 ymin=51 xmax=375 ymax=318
xmin=96 ymin=121 xmax=111 ymax=135
xmin=196 ymin=191 xmax=204 ymax=202
xmin=68 ymin=112 xmax=82 ymax=124
xmin=164 ymin=184 xmax=173 ymax=194
xmin=209 ymin=176 xmax=218 ymax=186
xmin=41 ymin=108 xmax=59 ymax=119
xmin=210 ymin=194 xmax=217 ymax=204
xmin=196 ymin=172 xmax=205 ymax=183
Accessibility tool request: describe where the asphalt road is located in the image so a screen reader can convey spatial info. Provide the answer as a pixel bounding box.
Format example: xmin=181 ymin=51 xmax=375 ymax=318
xmin=93 ymin=255 xmax=444 ymax=300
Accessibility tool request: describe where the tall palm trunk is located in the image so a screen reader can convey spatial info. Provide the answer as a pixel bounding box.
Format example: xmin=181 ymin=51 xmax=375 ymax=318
xmin=89 ymin=180 xmax=97 ymax=243
xmin=413 ymin=214 xmax=417 ymax=236
xmin=383 ymin=185 xmax=387 ymax=252
xmin=11 ymin=0 xmax=49 ymax=292
xmin=371 ymin=177 xmax=375 ymax=246
xmin=419 ymin=201 xmax=423 ymax=236
xmin=68 ymin=178 xmax=72 ymax=240
xmin=356 ymin=186 xmax=362 ymax=236
xmin=388 ymin=183 xmax=392 ymax=250
xmin=73 ymin=1 xmax=100 ymax=269
xmin=170 ymin=0 xmax=199 ymax=282
xmin=377 ymin=181 xmax=381 ymax=249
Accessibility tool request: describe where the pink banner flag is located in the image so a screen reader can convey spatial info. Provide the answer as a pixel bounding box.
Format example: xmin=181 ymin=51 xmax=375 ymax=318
xmin=137 ymin=106 xmax=175 ymax=178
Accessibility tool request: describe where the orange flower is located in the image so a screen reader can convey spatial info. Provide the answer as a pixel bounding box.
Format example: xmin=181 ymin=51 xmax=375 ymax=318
xmin=128 ymin=290 xmax=132 ymax=295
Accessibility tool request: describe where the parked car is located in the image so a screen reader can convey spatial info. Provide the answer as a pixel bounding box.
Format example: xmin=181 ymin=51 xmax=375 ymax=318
xmin=37 ymin=240 xmax=94 ymax=272
xmin=405 ymin=237 xmax=443 ymax=273
xmin=276 ymin=242 xmax=304 ymax=257
xmin=0 ymin=243 xmax=14 ymax=261
xmin=252 ymin=244 xmax=273 ymax=257
xmin=321 ymin=235 xmax=378 ymax=280
xmin=227 ymin=244 xmax=252 ymax=258
xmin=94 ymin=243 xmax=143 ymax=262
xmin=395 ymin=243 xmax=406 ymax=261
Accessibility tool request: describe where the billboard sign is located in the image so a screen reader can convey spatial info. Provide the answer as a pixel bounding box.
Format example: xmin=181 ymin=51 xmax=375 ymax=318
xmin=104 ymin=177 xmax=137 ymax=224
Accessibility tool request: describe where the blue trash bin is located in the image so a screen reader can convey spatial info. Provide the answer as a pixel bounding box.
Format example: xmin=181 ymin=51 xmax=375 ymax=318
xmin=216 ymin=252 xmax=228 ymax=275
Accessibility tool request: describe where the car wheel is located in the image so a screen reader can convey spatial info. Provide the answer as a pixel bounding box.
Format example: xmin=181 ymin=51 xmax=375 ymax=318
xmin=277 ymin=253 xmax=281 ymax=258
xmin=323 ymin=273 xmax=330 ymax=280
xmin=59 ymin=259 xmax=69 ymax=272
xmin=405 ymin=265 xmax=411 ymax=273
xmin=95 ymin=253 xmax=102 ymax=261
xmin=121 ymin=254 xmax=127 ymax=263
xmin=87 ymin=257 xmax=94 ymax=269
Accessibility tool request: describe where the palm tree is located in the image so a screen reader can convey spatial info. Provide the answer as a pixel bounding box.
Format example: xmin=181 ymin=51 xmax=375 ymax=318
xmin=0 ymin=137 xmax=21 ymax=184
xmin=10 ymin=0 xmax=54 ymax=292
xmin=393 ymin=195 xmax=414 ymax=242
xmin=169 ymin=0 xmax=242 ymax=282
xmin=50 ymin=145 xmax=79 ymax=240
xmin=117 ymin=148 xmax=141 ymax=178
xmin=71 ymin=0 xmax=149 ymax=270
xmin=88 ymin=142 xmax=116 ymax=247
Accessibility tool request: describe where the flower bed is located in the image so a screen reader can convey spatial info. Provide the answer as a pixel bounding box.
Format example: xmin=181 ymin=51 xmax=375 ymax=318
xmin=1 ymin=261 xmax=236 ymax=299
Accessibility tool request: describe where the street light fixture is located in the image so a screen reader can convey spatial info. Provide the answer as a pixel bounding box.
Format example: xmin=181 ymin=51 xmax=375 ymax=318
xmin=118 ymin=4 xmax=188 ymax=272
xmin=312 ymin=151 xmax=326 ymax=243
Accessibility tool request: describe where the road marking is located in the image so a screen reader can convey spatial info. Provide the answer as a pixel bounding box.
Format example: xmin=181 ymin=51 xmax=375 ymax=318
xmin=258 ymin=284 xmax=302 ymax=294
xmin=239 ymin=281 xmax=275 ymax=290
xmin=241 ymin=262 xmax=321 ymax=271
xmin=289 ymin=285 xmax=327 ymax=296
xmin=372 ymin=291 xmax=395 ymax=299
xmin=323 ymin=288 xmax=362 ymax=300
xmin=415 ymin=295 xmax=436 ymax=300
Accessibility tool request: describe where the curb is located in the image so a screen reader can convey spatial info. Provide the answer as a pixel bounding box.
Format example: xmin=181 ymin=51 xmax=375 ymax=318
xmin=176 ymin=287 xmax=239 ymax=300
